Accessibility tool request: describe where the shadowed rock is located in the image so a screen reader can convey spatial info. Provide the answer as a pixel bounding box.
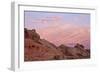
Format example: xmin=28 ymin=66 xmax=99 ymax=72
xmin=24 ymin=28 xmax=29 ymax=38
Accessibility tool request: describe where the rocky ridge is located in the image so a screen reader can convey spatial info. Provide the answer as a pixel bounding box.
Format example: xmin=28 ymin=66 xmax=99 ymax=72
xmin=24 ymin=28 xmax=90 ymax=61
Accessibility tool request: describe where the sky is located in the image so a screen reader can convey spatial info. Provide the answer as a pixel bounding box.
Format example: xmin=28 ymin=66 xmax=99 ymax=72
xmin=24 ymin=11 xmax=90 ymax=49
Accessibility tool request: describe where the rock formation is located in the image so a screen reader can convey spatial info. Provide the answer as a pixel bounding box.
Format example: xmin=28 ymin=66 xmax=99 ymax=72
xmin=24 ymin=28 xmax=90 ymax=61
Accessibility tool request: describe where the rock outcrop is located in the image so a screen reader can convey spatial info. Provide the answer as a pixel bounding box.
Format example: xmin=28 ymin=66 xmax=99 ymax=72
xmin=58 ymin=44 xmax=90 ymax=59
xmin=24 ymin=28 xmax=90 ymax=61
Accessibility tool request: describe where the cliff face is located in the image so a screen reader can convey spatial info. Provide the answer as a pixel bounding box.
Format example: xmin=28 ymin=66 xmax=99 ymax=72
xmin=24 ymin=28 xmax=90 ymax=61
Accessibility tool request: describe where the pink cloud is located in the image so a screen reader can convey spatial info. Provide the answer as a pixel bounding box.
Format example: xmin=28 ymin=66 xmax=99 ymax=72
xmin=36 ymin=23 xmax=90 ymax=49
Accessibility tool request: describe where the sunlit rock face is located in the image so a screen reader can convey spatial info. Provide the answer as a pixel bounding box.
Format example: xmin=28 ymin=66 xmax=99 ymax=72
xmin=24 ymin=28 xmax=90 ymax=61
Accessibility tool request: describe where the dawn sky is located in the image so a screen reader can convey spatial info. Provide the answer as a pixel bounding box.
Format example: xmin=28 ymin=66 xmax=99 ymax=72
xmin=24 ymin=11 xmax=90 ymax=49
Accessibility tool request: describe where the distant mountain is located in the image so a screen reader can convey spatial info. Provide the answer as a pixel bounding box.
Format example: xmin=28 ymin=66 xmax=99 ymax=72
xmin=24 ymin=28 xmax=90 ymax=61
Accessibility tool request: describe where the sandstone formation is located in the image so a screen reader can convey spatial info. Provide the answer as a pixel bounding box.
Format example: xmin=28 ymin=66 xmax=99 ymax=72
xmin=24 ymin=28 xmax=90 ymax=61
